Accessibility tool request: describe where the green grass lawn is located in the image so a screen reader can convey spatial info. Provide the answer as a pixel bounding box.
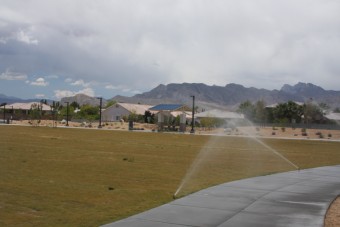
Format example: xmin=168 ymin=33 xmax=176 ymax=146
xmin=1 ymin=125 xmax=340 ymax=226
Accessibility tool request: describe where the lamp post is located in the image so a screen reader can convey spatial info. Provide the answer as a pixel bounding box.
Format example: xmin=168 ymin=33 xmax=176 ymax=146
xmin=97 ymin=97 xmax=102 ymax=128
xmin=0 ymin=103 xmax=7 ymax=123
xmin=65 ymin=102 xmax=69 ymax=126
xmin=190 ymin=95 xmax=195 ymax=133
xmin=3 ymin=105 xmax=5 ymax=123
xmin=11 ymin=106 xmax=13 ymax=123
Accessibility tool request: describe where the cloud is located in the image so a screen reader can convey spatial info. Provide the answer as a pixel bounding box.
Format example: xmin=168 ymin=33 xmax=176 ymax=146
xmin=1 ymin=0 xmax=340 ymax=100
xmin=70 ymin=79 xmax=90 ymax=87
xmin=54 ymin=90 xmax=75 ymax=99
xmin=35 ymin=94 xmax=45 ymax=98
xmin=0 ymin=70 xmax=27 ymax=80
xmin=54 ymin=87 xmax=95 ymax=99
xmin=64 ymin=78 xmax=73 ymax=83
xmin=30 ymin=77 xmax=49 ymax=86
xmin=105 ymin=84 xmax=141 ymax=94
xmin=105 ymin=84 xmax=125 ymax=90
xmin=16 ymin=30 xmax=39 ymax=45
xmin=77 ymin=87 xmax=95 ymax=97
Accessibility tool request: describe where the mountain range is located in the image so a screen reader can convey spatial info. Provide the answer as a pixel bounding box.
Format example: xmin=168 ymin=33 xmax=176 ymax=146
xmin=113 ymin=82 xmax=340 ymax=110
xmin=0 ymin=94 xmax=46 ymax=105
xmin=1 ymin=82 xmax=340 ymax=110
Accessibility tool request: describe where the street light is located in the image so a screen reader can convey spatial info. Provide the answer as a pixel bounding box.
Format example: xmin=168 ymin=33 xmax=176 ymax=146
xmin=97 ymin=97 xmax=102 ymax=128
xmin=0 ymin=103 xmax=7 ymax=123
xmin=190 ymin=95 xmax=195 ymax=133
xmin=64 ymin=102 xmax=69 ymax=126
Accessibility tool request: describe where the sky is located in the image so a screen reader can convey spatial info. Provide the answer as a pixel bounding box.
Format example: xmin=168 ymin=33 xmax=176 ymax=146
xmin=1 ymin=0 xmax=340 ymax=100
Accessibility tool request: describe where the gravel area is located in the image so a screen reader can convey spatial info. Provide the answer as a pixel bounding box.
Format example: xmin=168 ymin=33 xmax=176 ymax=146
xmin=325 ymin=197 xmax=340 ymax=227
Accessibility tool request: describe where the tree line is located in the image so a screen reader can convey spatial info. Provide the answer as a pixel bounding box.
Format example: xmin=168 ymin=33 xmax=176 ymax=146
xmin=237 ymin=100 xmax=337 ymax=125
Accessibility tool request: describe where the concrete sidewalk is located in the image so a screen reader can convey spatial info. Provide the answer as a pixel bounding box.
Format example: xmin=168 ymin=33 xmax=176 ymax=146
xmin=102 ymin=165 xmax=340 ymax=227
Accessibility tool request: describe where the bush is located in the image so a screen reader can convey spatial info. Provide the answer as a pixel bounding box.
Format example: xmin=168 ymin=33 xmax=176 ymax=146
xmin=281 ymin=127 xmax=286 ymax=132
xmin=328 ymin=133 xmax=332 ymax=138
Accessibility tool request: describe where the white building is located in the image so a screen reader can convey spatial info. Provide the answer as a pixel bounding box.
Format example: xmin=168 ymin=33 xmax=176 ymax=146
xmin=325 ymin=112 xmax=340 ymax=124
xmin=102 ymin=103 xmax=153 ymax=122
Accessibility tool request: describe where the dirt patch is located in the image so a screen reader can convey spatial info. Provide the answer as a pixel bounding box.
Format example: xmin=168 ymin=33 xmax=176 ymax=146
xmin=325 ymin=197 xmax=340 ymax=227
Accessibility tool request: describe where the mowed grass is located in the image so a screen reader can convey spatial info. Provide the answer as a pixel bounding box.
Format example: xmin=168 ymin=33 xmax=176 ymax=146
xmin=1 ymin=126 xmax=340 ymax=226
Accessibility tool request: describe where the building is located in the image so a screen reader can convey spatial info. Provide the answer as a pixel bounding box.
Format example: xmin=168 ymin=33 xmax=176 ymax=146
xmin=149 ymin=104 xmax=191 ymax=131
xmin=101 ymin=103 xmax=153 ymax=122
xmin=325 ymin=112 xmax=340 ymax=124
xmin=2 ymin=102 xmax=52 ymax=120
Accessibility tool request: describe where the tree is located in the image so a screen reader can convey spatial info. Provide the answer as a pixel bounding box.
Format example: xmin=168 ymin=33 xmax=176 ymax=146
xmin=254 ymin=100 xmax=266 ymax=123
xmin=238 ymin=101 xmax=255 ymax=121
xmin=29 ymin=103 xmax=41 ymax=126
xmin=70 ymin=101 xmax=80 ymax=109
xmin=50 ymin=101 xmax=61 ymax=127
xmin=40 ymin=99 xmax=48 ymax=105
xmin=78 ymin=105 xmax=99 ymax=121
xmin=105 ymin=100 xmax=117 ymax=108
xmin=200 ymin=116 xmax=225 ymax=129
xmin=59 ymin=105 xmax=75 ymax=121
xmin=272 ymin=101 xmax=304 ymax=124
xmin=303 ymin=102 xmax=325 ymax=124
xmin=144 ymin=110 xmax=155 ymax=123
xmin=128 ymin=110 xmax=138 ymax=122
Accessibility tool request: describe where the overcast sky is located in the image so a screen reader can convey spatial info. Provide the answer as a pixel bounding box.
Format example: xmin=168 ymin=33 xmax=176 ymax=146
xmin=1 ymin=0 xmax=340 ymax=100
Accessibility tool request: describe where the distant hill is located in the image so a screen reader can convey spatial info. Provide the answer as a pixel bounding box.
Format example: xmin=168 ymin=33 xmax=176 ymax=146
xmin=60 ymin=94 xmax=107 ymax=107
xmin=112 ymin=82 xmax=340 ymax=110
xmin=2 ymin=82 xmax=339 ymax=110
xmin=0 ymin=94 xmax=48 ymax=105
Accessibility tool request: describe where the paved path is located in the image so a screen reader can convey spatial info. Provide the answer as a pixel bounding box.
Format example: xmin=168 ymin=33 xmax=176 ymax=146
xmin=103 ymin=165 xmax=340 ymax=227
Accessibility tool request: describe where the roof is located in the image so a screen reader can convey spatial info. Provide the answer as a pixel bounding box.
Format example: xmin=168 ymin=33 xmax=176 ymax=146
xmin=4 ymin=102 xmax=51 ymax=111
xmin=117 ymin=103 xmax=153 ymax=115
xmin=195 ymin=109 xmax=244 ymax=119
xmin=169 ymin=111 xmax=192 ymax=119
xmin=325 ymin=112 xmax=340 ymax=121
xmin=149 ymin=104 xmax=186 ymax=111
xmin=266 ymin=101 xmax=304 ymax=108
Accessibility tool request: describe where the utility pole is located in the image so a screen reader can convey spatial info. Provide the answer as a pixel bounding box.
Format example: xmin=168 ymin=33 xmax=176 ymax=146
xmin=190 ymin=95 xmax=195 ymax=133
xmin=0 ymin=103 xmax=7 ymax=123
xmin=65 ymin=102 xmax=69 ymax=126
xmin=97 ymin=97 xmax=102 ymax=128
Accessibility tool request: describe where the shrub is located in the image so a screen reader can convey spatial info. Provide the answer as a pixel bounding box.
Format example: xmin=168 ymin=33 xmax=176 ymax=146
xmin=281 ymin=127 xmax=286 ymax=132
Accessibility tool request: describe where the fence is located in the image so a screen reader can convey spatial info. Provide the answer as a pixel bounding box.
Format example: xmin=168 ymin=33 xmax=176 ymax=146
xmin=254 ymin=122 xmax=340 ymax=130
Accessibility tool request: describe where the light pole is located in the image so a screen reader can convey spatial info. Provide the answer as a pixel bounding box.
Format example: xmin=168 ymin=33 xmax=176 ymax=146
xmin=0 ymin=103 xmax=7 ymax=123
xmin=97 ymin=97 xmax=102 ymax=128
xmin=11 ymin=106 xmax=13 ymax=123
xmin=190 ymin=95 xmax=195 ymax=133
xmin=65 ymin=102 xmax=69 ymax=126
